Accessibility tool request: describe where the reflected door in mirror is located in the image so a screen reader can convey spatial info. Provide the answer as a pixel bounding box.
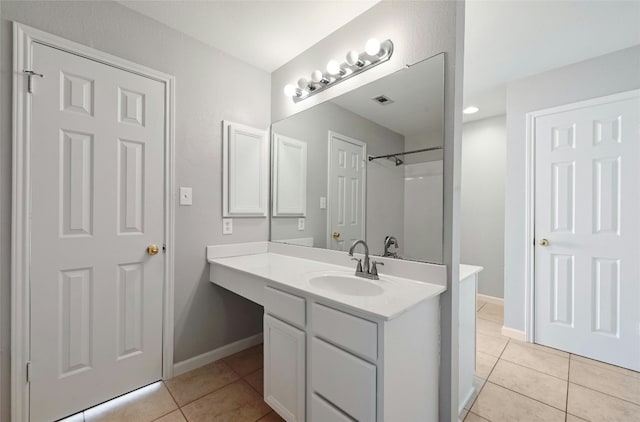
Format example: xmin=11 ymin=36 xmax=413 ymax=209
xmin=328 ymin=132 xmax=366 ymax=251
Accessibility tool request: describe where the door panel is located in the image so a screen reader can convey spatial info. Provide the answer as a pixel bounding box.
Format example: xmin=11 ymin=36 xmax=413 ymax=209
xmin=29 ymin=43 xmax=165 ymax=421
xmin=534 ymin=91 xmax=640 ymax=371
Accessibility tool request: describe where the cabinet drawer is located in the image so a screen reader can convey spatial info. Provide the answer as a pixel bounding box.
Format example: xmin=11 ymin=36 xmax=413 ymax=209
xmin=311 ymin=393 xmax=352 ymax=422
xmin=312 ymin=303 xmax=377 ymax=360
xmin=264 ymin=286 xmax=305 ymax=328
xmin=311 ymin=338 xmax=376 ymax=421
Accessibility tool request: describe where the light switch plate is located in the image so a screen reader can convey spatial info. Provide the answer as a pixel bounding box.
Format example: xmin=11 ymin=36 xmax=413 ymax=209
xmin=298 ymin=218 xmax=305 ymax=231
xmin=222 ymin=218 xmax=233 ymax=235
xmin=320 ymin=197 xmax=327 ymax=209
xmin=179 ymin=187 xmax=193 ymax=205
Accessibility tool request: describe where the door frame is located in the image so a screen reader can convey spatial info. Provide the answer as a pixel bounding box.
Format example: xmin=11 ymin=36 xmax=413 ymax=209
xmin=326 ymin=131 xmax=367 ymax=248
xmin=523 ymin=89 xmax=640 ymax=344
xmin=11 ymin=22 xmax=176 ymax=422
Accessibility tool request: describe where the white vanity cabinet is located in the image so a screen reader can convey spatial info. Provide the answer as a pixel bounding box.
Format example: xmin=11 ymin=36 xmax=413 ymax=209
xmin=263 ymin=287 xmax=306 ymax=422
xmin=263 ymin=285 xmax=440 ymax=422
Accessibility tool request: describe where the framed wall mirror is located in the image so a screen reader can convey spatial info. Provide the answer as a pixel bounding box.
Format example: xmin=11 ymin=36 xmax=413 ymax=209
xmin=270 ymin=53 xmax=445 ymax=263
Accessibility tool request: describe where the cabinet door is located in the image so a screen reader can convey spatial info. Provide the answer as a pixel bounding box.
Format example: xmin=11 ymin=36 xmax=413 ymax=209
xmin=264 ymin=314 xmax=306 ymax=422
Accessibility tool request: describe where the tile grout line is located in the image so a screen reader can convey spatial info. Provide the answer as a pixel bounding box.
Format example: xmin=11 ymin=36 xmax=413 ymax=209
xmin=483 ymin=380 xmax=568 ymax=415
xmin=567 ymin=380 xmax=640 ymax=408
xmin=498 ymin=354 xmax=570 ymax=381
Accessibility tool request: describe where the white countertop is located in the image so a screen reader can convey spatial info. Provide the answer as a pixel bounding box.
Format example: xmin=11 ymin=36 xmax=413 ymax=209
xmin=460 ymin=264 xmax=483 ymax=281
xmin=209 ymin=252 xmax=446 ymax=321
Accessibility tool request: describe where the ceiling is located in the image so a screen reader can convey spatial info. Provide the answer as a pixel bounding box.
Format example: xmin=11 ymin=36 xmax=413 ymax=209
xmin=463 ymin=1 xmax=640 ymax=122
xmin=119 ymin=1 xmax=639 ymax=122
xmin=117 ymin=0 xmax=380 ymax=72
xmin=332 ymin=54 xmax=444 ymax=138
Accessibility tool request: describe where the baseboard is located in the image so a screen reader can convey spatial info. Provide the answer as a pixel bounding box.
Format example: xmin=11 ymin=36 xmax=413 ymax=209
xmin=172 ymin=333 xmax=263 ymax=377
xmin=501 ymin=326 xmax=526 ymax=341
xmin=477 ymin=293 xmax=504 ymax=306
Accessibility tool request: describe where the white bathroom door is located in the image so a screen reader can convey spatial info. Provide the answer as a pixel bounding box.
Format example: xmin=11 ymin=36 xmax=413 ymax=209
xmin=534 ymin=91 xmax=640 ymax=371
xmin=327 ymin=132 xmax=366 ymax=251
xmin=29 ymin=43 xmax=166 ymax=421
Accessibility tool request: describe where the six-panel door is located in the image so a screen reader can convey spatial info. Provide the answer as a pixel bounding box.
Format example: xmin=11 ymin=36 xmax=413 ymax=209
xmin=29 ymin=43 xmax=166 ymax=420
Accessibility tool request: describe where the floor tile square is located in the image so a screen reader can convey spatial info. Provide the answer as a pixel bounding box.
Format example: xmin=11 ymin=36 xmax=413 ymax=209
xmin=567 ymin=383 xmax=640 ymax=422
xmin=501 ymin=341 xmax=569 ymax=379
xmin=570 ymin=359 xmax=640 ymax=405
xmin=477 ymin=303 xmax=504 ymax=324
xmin=489 ymin=359 xmax=567 ymax=410
xmin=257 ymin=412 xmax=286 ymax=422
xmin=476 ymin=351 xmax=499 ymax=379
xmin=571 ymin=354 xmax=640 ymax=379
xmin=471 ymin=382 xmax=565 ymax=422
xmin=510 ymin=339 xmax=569 ymax=358
xmin=181 ymin=380 xmax=271 ymax=422
xmin=84 ymin=382 xmax=177 ymax=422
xmin=476 ymin=317 xmax=505 ymax=338
xmin=165 ymin=360 xmax=239 ymax=406
xmin=244 ymin=368 xmax=264 ymax=396
xmin=477 ymin=332 xmax=509 ymax=357
xmin=464 ymin=411 xmax=490 ymax=421
xmin=223 ymin=345 xmax=263 ymax=376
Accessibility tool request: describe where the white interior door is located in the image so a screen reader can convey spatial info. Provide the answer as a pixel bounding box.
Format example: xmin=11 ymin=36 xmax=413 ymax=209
xmin=327 ymin=132 xmax=366 ymax=251
xmin=29 ymin=43 xmax=166 ymax=421
xmin=534 ymin=90 xmax=640 ymax=371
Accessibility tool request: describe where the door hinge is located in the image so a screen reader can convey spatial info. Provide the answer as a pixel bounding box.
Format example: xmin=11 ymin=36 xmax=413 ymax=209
xmin=23 ymin=69 xmax=44 ymax=93
xmin=26 ymin=361 xmax=32 ymax=383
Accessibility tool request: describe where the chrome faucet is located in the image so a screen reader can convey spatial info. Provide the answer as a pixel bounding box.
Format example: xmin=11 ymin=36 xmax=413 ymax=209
xmin=348 ymin=240 xmax=384 ymax=280
xmin=383 ymin=235 xmax=399 ymax=258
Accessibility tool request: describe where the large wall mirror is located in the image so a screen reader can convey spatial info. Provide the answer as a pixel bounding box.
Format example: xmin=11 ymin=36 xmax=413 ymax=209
xmin=270 ymin=53 xmax=444 ymax=263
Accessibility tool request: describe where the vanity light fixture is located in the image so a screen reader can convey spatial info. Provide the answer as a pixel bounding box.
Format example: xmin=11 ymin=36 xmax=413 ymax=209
xmin=284 ymin=38 xmax=394 ymax=102
xmin=463 ymin=106 xmax=479 ymax=114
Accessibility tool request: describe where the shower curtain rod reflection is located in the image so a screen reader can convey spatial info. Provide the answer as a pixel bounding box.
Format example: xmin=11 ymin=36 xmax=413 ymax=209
xmin=368 ymin=146 xmax=443 ymax=166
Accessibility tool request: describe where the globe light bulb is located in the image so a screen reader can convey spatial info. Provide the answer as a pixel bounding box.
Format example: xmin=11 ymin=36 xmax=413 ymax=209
xmin=346 ymin=50 xmax=363 ymax=67
xmin=297 ymin=78 xmax=309 ymax=90
xmin=326 ymin=60 xmax=342 ymax=76
xmin=283 ymin=84 xmax=297 ymax=97
xmin=311 ymin=70 xmax=325 ymax=83
xmin=365 ymin=38 xmax=382 ymax=56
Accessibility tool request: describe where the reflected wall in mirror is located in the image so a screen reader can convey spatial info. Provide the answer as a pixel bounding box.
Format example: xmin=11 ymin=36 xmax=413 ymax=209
xmin=271 ymin=54 xmax=445 ymax=263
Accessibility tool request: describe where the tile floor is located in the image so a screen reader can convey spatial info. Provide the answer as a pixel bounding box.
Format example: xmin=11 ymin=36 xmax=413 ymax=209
xmin=64 ymin=344 xmax=284 ymax=422
xmin=462 ymin=300 xmax=640 ymax=422
xmin=64 ymin=300 xmax=640 ymax=422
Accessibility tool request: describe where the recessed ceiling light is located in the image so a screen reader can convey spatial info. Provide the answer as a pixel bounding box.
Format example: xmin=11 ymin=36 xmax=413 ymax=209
xmin=463 ymin=106 xmax=479 ymax=114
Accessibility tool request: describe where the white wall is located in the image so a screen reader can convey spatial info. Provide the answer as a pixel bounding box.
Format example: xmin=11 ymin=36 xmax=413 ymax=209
xmin=461 ymin=115 xmax=506 ymax=298
xmin=271 ymin=102 xmax=405 ymax=255
xmin=0 ymin=2 xmax=271 ymax=418
xmin=504 ymin=46 xmax=640 ymax=332
xmin=270 ymin=2 xmax=465 ymax=419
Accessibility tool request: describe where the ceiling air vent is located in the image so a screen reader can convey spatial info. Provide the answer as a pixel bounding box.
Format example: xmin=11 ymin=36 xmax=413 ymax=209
xmin=372 ymin=95 xmax=394 ymax=105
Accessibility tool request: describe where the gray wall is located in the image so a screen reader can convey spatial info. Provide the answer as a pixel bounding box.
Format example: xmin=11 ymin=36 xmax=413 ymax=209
xmin=271 ymin=101 xmax=404 ymax=255
xmin=461 ymin=115 xmax=506 ymax=298
xmin=504 ymin=46 xmax=640 ymax=332
xmin=0 ymin=2 xmax=271 ymax=418
xmin=270 ymin=2 xmax=465 ymax=419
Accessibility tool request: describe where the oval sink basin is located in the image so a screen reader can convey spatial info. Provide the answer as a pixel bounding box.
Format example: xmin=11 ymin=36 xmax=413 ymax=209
xmin=308 ymin=274 xmax=384 ymax=297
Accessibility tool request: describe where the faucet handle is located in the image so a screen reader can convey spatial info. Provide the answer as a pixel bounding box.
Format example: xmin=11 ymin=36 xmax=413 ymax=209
xmin=370 ymin=261 xmax=384 ymax=276
xmin=351 ymin=258 xmax=363 ymax=273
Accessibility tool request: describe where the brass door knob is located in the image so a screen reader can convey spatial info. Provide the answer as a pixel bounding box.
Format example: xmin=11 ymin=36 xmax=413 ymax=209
xmin=538 ymin=238 xmax=549 ymax=247
xmin=147 ymin=244 xmax=160 ymax=255
xmin=332 ymin=232 xmax=341 ymax=239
